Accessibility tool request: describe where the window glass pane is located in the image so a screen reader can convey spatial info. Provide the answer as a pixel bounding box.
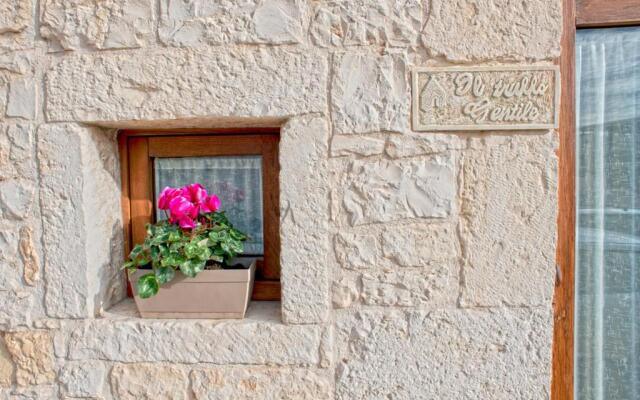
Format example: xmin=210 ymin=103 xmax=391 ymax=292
xmin=576 ymin=27 xmax=640 ymax=400
xmin=154 ymin=156 xmax=264 ymax=255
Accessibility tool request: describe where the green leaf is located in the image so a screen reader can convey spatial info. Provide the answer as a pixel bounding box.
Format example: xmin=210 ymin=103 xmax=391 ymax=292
xmin=122 ymin=260 xmax=136 ymax=271
xmin=155 ymin=266 xmax=176 ymax=285
xmin=137 ymin=273 xmax=159 ymax=298
xmin=184 ymin=242 xmax=200 ymax=258
xmin=129 ymin=244 xmax=143 ymax=260
xmin=180 ymin=259 xmax=205 ymax=278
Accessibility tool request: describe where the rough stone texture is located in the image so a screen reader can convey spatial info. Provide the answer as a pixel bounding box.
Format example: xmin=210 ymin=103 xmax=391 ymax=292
xmin=6 ymin=79 xmax=36 ymax=119
xmin=280 ymin=116 xmax=330 ymax=324
xmin=111 ymin=363 xmax=188 ymax=400
xmin=331 ymin=52 xmax=409 ymax=134
xmin=40 ymin=0 xmax=154 ymax=51
xmin=382 ymin=223 xmax=457 ymax=268
xmin=159 ymin=0 xmax=307 ymax=47
xmin=386 ymin=133 xmax=466 ymax=158
xmin=59 ymin=361 xmax=106 ymax=398
xmin=65 ymin=301 xmax=322 ymax=364
xmin=334 ymin=232 xmax=380 ymax=270
xmin=4 ymin=331 xmax=55 ymax=386
xmin=191 ymin=367 xmax=332 ymax=400
xmin=45 ymin=48 xmax=328 ymax=122
xmin=311 ymin=0 xmax=425 ymax=48
xmin=343 ymin=155 xmax=456 ymax=225
xmin=0 ymin=0 xmax=33 ymax=50
xmin=422 ymin=0 xmax=562 ymax=62
xmin=330 ymin=135 xmax=385 ymax=157
xmin=461 ymin=133 xmax=558 ymax=307
xmin=38 ymin=124 xmax=125 ymax=318
xmin=18 ymin=226 xmax=39 ymax=286
xmin=0 ymin=335 xmax=14 ymax=387
xmin=335 ymin=308 xmax=552 ymax=399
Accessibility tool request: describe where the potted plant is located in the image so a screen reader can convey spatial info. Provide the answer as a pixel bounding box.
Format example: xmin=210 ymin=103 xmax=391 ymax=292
xmin=123 ymin=183 xmax=255 ymax=319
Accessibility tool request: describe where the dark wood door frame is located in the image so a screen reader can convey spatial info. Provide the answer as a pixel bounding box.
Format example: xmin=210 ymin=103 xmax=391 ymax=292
xmin=552 ymin=1 xmax=640 ymax=399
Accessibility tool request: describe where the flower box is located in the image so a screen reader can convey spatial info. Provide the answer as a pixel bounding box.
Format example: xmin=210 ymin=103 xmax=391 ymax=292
xmin=130 ymin=261 xmax=255 ymax=319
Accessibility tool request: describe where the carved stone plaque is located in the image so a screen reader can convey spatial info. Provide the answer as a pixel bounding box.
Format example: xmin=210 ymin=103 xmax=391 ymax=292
xmin=412 ymin=66 xmax=560 ymax=131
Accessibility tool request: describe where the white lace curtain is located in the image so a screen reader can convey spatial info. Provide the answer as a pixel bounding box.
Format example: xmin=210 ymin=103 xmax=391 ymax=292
xmin=576 ymin=27 xmax=640 ymax=400
xmin=154 ymin=156 xmax=264 ymax=255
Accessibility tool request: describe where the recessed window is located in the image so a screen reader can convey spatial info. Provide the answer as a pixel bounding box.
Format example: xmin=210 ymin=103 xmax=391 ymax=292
xmin=119 ymin=130 xmax=280 ymax=300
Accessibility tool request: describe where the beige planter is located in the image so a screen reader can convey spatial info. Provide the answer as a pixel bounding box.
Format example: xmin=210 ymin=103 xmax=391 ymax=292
xmin=130 ymin=261 xmax=255 ymax=319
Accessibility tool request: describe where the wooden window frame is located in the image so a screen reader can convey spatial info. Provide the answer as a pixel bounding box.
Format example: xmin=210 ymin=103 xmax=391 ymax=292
xmin=553 ymin=1 xmax=640 ymax=399
xmin=118 ymin=128 xmax=281 ymax=301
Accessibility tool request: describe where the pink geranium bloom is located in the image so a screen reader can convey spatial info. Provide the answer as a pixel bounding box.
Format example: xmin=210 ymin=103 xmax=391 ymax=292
xmin=201 ymin=194 xmax=221 ymax=213
xmin=168 ymin=195 xmax=196 ymax=223
xmin=182 ymin=183 xmax=208 ymax=205
xmin=158 ymin=187 xmax=182 ymax=210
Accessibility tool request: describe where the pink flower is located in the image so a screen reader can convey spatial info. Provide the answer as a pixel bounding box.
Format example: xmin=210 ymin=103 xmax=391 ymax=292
xmin=158 ymin=187 xmax=182 ymax=210
xmin=182 ymin=183 xmax=208 ymax=205
xmin=178 ymin=217 xmax=196 ymax=229
xmin=201 ymin=194 xmax=221 ymax=213
xmin=168 ymin=195 xmax=196 ymax=223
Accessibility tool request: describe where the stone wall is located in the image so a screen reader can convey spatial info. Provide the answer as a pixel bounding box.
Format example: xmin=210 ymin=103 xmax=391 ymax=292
xmin=0 ymin=0 xmax=561 ymax=398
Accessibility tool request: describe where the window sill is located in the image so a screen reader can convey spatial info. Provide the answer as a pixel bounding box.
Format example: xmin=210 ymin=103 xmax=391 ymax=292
xmin=62 ymin=299 xmax=324 ymax=365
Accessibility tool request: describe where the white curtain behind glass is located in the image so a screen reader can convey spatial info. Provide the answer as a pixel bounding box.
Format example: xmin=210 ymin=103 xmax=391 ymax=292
xmin=154 ymin=156 xmax=264 ymax=255
xmin=576 ymin=27 xmax=640 ymax=400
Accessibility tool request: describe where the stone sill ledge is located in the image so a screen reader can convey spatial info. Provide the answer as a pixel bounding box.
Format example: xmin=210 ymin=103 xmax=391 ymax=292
xmin=58 ymin=300 xmax=325 ymax=366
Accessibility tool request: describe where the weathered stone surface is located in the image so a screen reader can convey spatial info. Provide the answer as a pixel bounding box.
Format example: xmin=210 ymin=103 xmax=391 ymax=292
xmin=2 ymin=386 xmax=57 ymax=399
xmin=0 ymin=0 xmax=33 ymax=50
xmin=38 ymin=123 xmax=125 ymax=318
xmin=331 ymin=52 xmax=408 ymax=134
xmin=461 ymin=133 xmax=557 ymax=307
xmin=59 ymin=361 xmax=106 ymax=398
xmin=332 ymin=275 xmax=360 ymax=309
xmin=0 ymin=124 xmax=36 ymax=181
xmin=280 ymin=116 xmax=330 ymax=324
xmin=330 ymin=135 xmax=385 ymax=157
xmin=0 ymin=335 xmax=14 ymax=387
xmin=66 ymin=301 xmax=322 ymax=364
xmin=18 ymin=226 xmax=39 ymax=285
xmin=4 ymin=331 xmax=55 ymax=386
xmin=334 ymin=232 xmax=380 ymax=270
xmin=361 ymin=267 xmax=457 ymax=307
xmin=45 ymin=48 xmax=327 ymax=122
xmin=159 ymin=0 xmax=306 ymax=47
xmin=191 ymin=367 xmax=332 ymax=399
xmin=0 ymin=291 xmax=33 ymax=329
xmin=386 ymin=133 xmax=466 ymax=158
xmin=422 ymin=0 xmax=561 ymax=61
xmin=0 ymin=179 xmax=35 ymax=220
xmin=6 ymin=79 xmax=36 ymax=119
xmin=40 ymin=0 xmax=154 ymax=51
xmin=311 ymin=0 xmax=425 ymax=47
xmin=343 ymin=155 xmax=456 ymax=225
xmin=111 ymin=363 xmax=188 ymax=400
xmin=335 ymin=308 xmax=552 ymax=399
xmin=382 ymin=223 xmax=457 ymax=267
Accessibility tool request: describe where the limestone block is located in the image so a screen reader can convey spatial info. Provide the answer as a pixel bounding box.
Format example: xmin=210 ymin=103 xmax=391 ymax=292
xmin=4 ymin=331 xmax=55 ymax=386
xmin=381 ymin=223 xmax=457 ymax=267
xmin=38 ymin=123 xmax=125 ymax=318
xmin=330 ymin=135 xmax=385 ymax=157
xmin=0 ymin=291 xmax=33 ymax=329
xmin=190 ymin=367 xmax=332 ymax=399
xmin=40 ymin=0 xmax=154 ymax=51
xmin=460 ymin=133 xmax=557 ymax=307
xmin=2 ymin=386 xmax=57 ymax=399
xmin=0 ymin=179 xmax=36 ymax=220
xmin=18 ymin=226 xmax=39 ymax=285
xmin=280 ymin=116 xmax=330 ymax=324
xmin=343 ymin=155 xmax=456 ymax=225
xmin=311 ymin=0 xmax=425 ymax=47
xmin=0 ymin=336 xmax=14 ymax=387
xmin=59 ymin=361 xmax=106 ymax=398
xmin=361 ymin=267 xmax=457 ymax=307
xmin=332 ymin=274 xmax=360 ymax=308
xmin=0 ymin=124 xmax=37 ymax=181
xmin=0 ymin=0 xmax=33 ymax=50
xmin=159 ymin=0 xmax=307 ymax=47
xmin=422 ymin=0 xmax=561 ymax=62
xmin=0 ymin=52 xmax=33 ymax=76
xmin=386 ymin=134 xmax=466 ymax=158
xmin=6 ymin=79 xmax=36 ymax=119
xmin=333 ymin=232 xmax=380 ymax=270
xmin=331 ymin=52 xmax=409 ymax=134
xmin=65 ymin=303 xmax=322 ymax=364
xmin=335 ymin=308 xmax=552 ymax=399
xmin=45 ymin=48 xmax=327 ymax=123
xmin=111 ymin=363 xmax=188 ymax=400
